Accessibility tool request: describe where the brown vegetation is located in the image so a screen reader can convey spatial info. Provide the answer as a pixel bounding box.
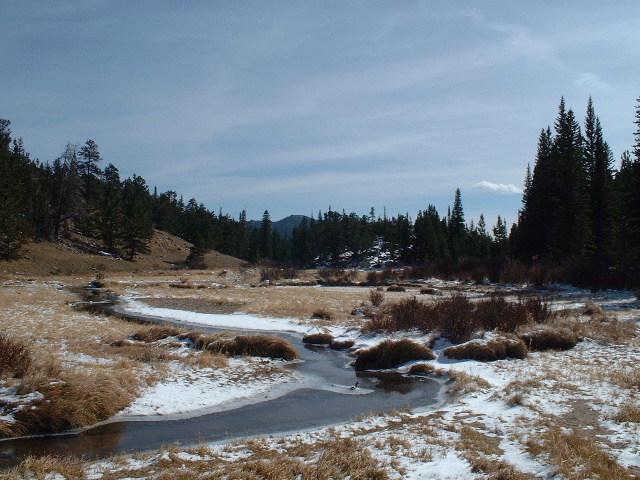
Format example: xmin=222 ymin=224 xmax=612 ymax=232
xmin=0 ymin=332 xmax=32 ymax=378
xmin=354 ymin=339 xmax=435 ymax=371
xmin=302 ymin=332 xmax=334 ymax=345
xmin=311 ymin=309 xmax=332 ymax=320
xmin=519 ymin=327 xmax=580 ymax=351
xmin=444 ymin=336 xmax=528 ymax=361
xmin=365 ymin=295 xmax=553 ymax=344
xmin=207 ymin=334 xmax=299 ymax=360
xmin=329 ymin=338 xmax=355 ymax=350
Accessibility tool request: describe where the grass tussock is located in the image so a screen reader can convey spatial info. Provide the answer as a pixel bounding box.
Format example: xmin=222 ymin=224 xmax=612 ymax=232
xmin=386 ymin=285 xmax=406 ymax=292
xmin=131 ymin=325 xmax=182 ymax=343
xmin=0 ymin=332 xmax=32 ymax=378
xmin=354 ymin=339 xmax=435 ymax=371
xmin=207 ymin=334 xmax=299 ymax=360
xmin=444 ymin=336 xmax=528 ymax=361
xmin=329 ymin=338 xmax=355 ymax=350
xmin=311 ymin=308 xmax=332 ymax=320
xmin=408 ymin=363 xmax=439 ymax=375
xmin=519 ymin=327 xmax=580 ymax=351
xmin=302 ymin=332 xmax=334 ymax=345
xmin=365 ymin=295 xmax=552 ymax=344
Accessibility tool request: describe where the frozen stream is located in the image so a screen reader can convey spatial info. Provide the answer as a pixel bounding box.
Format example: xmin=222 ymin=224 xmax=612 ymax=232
xmin=0 ymin=297 xmax=441 ymax=468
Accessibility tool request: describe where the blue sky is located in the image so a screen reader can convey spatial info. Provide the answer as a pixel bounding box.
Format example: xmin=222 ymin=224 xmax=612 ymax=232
xmin=2 ymin=1 xmax=638 ymax=227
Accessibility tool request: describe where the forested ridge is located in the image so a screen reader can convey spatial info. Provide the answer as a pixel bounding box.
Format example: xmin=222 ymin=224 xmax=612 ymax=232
xmin=1 ymin=95 xmax=639 ymax=288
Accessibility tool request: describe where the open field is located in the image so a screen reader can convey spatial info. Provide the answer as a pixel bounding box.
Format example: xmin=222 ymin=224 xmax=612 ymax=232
xmin=1 ymin=268 xmax=639 ymax=479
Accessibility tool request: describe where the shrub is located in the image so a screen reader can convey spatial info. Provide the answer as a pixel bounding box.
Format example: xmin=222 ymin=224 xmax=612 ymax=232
xmin=354 ymin=339 xmax=435 ymax=371
xmin=207 ymin=334 xmax=299 ymax=360
xmin=302 ymin=333 xmax=334 ymax=345
xmin=444 ymin=337 xmax=528 ymax=362
xmin=365 ymin=268 xmax=399 ymax=286
xmin=434 ymin=295 xmax=477 ymax=344
xmin=0 ymin=332 xmax=32 ymax=378
xmin=520 ymin=327 xmax=579 ymax=351
xmin=317 ymin=269 xmax=358 ymax=286
xmin=329 ymin=339 xmax=355 ymax=350
xmin=369 ymin=289 xmax=384 ymax=307
xmin=311 ymin=309 xmax=332 ymax=320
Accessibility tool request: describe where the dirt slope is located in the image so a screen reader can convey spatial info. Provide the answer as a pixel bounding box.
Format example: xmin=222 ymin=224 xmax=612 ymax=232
xmin=0 ymin=230 xmax=247 ymax=277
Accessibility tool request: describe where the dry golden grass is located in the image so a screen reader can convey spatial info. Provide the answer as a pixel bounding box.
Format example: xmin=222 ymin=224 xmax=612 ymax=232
xmin=524 ymin=421 xmax=635 ymax=479
xmin=7 ymin=431 xmax=392 ymax=480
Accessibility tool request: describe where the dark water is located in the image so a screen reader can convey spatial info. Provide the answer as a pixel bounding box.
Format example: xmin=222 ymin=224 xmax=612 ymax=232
xmin=0 ymin=299 xmax=441 ymax=468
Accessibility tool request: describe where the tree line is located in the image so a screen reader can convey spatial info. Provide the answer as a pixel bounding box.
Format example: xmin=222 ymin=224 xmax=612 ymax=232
xmin=1 ymin=94 xmax=639 ymax=288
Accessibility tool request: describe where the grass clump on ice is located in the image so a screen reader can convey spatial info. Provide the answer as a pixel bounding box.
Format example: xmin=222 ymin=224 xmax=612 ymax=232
xmin=302 ymin=332 xmax=334 ymax=345
xmin=354 ymin=339 xmax=435 ymax=371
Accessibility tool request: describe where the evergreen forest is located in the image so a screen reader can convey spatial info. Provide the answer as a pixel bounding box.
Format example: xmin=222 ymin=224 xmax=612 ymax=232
xmin=1 ymin=95 xmax=639 ymax=289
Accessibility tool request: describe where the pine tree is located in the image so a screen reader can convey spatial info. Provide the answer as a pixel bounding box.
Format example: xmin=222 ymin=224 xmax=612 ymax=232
xmin=259 ymin=210 xmax=273 ymax=260
xmin=99 ymin=163 xmax=122 ymax=253
xmin=0 ymin=120 xmax=29 ymax=259
xmin=120 ymin=174 xmax=153 ymax=261
xmin=583 ymin=98 xmax=615 ymax=258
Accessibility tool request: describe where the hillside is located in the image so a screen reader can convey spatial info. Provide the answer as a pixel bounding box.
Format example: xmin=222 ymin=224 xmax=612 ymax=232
xmin=0 ymin=230 xmax=247 ymax=277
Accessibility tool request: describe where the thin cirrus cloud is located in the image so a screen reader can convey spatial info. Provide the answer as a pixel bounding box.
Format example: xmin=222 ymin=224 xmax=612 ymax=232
xmin=474 ymin=181 xmax=523 ymax=195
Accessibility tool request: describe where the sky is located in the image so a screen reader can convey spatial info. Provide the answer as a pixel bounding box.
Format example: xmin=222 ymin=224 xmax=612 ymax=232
xmin=2 ymin=1 xmax=638 ymax=227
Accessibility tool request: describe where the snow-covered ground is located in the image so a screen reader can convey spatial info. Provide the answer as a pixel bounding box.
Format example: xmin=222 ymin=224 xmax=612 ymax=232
xmin=2 ymin=279 xmax=639 ymax=478
xmin=105 ymin=287 xmax=640 ymax=478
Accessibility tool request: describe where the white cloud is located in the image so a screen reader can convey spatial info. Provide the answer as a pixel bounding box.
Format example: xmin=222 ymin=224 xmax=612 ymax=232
xmin=474 ymin=181 xmax=522 ymax=195
xmin=572 ymin=72 xmax=610 ymax=92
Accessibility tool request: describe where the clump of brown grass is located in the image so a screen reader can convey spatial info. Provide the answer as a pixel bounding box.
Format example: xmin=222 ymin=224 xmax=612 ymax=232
xmin=419 ymin=287 xmax=438 ymax=295
xmin=369 ymin=289 xmax=384 ymax=307
xmin=470 ymin=456 xmax=531 ymax=480
xmin=131 ymin=325 xmax=182 ymax=343
xmin=354 ymin=339 xmax=435 ymax=371
xmin=408 ymin=363 xmax=437 ymax=375
xmin=302 ymin=332 xmax=334 ymax=345
xmin=0 ymin=332 xmax=32 ymax=378
xmin=519 ymin=327 xmax=579 ymax=351
xmin=446 ymin=370 xmax=492 ymax=396
xmin=583 ymin=302 xmax=605 ymax=316
xmin=613 ymin=402 xmax=640 ymax=423
xmin=207 ymin=334 xmax=299 ymax=360
xmin=386 ymin=285 xmax=405 ymax=292
xmin=444 ymin=336 xmax=528 ymax=361
xmin=329 ymin=339 xmax=355 ymax=350
xmin=11 ymin=367 xmax=138 ymax=437
xmin=311 ymin=309 xmax=332 ymax=320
